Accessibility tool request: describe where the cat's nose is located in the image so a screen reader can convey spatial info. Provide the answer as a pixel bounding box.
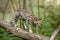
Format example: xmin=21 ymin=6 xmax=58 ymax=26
xmin=36 ymin=22 xmax=39 ymax=25
xmin=37 ymin=22 xmax=41 ymax=25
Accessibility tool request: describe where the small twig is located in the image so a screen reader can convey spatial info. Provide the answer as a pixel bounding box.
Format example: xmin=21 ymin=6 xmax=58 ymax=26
xmin=50 ymin=25 xmax=60 ymax=40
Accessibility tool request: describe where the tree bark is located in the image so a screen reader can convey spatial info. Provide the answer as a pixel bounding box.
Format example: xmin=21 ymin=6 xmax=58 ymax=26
xmin=0 ymin=19 xmax=50 ymax=40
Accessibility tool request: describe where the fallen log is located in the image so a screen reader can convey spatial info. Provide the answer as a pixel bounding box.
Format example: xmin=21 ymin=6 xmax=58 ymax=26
xmin=0 ymin=19 xmax=50 ymax=40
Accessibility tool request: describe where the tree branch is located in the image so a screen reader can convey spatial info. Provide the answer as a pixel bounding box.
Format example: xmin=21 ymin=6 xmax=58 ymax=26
xmin=0 ymin=19 xmax=50 ymax=40
xmin=50 ymin=25 xmax=60 ymax=40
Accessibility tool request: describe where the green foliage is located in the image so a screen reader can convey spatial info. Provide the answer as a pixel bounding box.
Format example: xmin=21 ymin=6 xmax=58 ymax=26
xmin=39 ymin=17 xmax=57 ymax=36
xmin=39 ymin=17 xmax=60 ymax=40
xmin=0 ymin=27 xmax=23 ymax=40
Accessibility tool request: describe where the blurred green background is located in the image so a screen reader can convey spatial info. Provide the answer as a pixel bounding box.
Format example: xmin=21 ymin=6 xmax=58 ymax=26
xmin=0 ymin=0 xmax=60 ymax=40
